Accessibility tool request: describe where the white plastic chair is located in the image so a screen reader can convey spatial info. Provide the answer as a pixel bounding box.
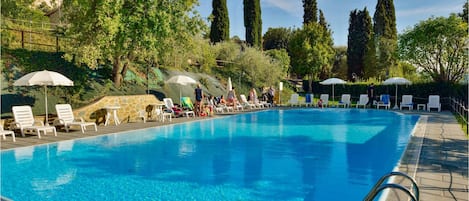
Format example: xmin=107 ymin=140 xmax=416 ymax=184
xmin=376 ymin=94 xmax=391 ymax=109
xmin=399 ymin=95 xmax=414 ymax=110
xmin=55 ymin=104 xmax=97 ymax=133
xmin=319 ymin=94 xmax=329 ymax=107
xmin=137 ymin=110 xmax=147 ymax=123
xmin=240 ymin=94 xmax=256 ymax=109
xmin=356 ymin=94 xmax=369 ymax=108
xmin=0 ymin=125 xmax=15 ymax=142
xmin=288 ymin=93 xmax=300 ymax=106
xmin=163 ymin=98 xmax=195 ymax=117
xmin=11 ymin=105 xmax=57 ymax=138
xmin=337 ymin=94 xmax=351 ymax=108
xmin=427 ymin=95 xmax=441 ymax=112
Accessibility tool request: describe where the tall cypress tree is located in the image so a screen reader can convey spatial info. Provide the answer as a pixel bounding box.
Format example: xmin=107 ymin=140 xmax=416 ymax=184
xmin=303 ymin=0 xmax=317 ymax=24
xmin=347 ymin=8 xmax=373 ymax=81
xmin=362 ymin=8 xmax=376 ymax=79
xmin=373 ymin=0 xmax=397 ymax=78
xmin=244 ymin=0 xmax=262 ymax=47
xmin=210 ymin=0 xmax=230 ymax=43
xmin=318 ymin=10 xmax=327 ymax=29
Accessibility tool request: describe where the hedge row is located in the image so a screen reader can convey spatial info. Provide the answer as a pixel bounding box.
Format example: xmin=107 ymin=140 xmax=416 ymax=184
xmin=300 ymin=81 xmax=468 ymax=109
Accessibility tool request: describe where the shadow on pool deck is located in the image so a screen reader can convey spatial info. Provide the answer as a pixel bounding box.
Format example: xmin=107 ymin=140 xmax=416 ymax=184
xmin=0 ymin=108 xmax=467 ymax=201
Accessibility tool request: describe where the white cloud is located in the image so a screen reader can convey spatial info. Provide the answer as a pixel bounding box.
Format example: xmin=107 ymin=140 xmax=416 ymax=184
xmin=262 ymin=0 xmax=303 ymax=17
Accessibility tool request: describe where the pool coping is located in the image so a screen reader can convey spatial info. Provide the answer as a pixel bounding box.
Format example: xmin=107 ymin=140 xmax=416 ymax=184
xmin=1 ymin=108 xmax=468 ymax=200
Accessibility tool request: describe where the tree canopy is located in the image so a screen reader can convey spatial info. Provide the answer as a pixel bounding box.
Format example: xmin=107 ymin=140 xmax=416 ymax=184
xmin=289 ymin=23 xmax=334 ymax=82
xmin=262 ymin=27 xmax=292 ymax=50
xmin=347 ymin=8 xmax=374 ymax=81
xmin=62 ymin=0 xmax=205 ymax=87
xmin=302 ymin=0 xmax=317 ymax=24
xmin=209 ymin=0 xmax=229 ymax=43
xmin=373 ymin=0 xmax=397 ymax=78
xmin=398 ymin=14 xmax=468 ymax=83
xmin=243 ymin=0 xmax=262 ymax=47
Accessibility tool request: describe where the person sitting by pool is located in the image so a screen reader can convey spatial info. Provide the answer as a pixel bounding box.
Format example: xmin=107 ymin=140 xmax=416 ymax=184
xmin=227 ymin=87 xmax=237 ymax=106
xmin=219 ymin=95 xmax=227 ymax=105
xmin=317 ymin=99 xmax=323 ymax=108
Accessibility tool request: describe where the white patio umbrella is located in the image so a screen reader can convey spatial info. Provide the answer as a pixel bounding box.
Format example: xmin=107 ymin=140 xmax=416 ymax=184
xmin=13 ymin=70 xmax=74 ymax=124
xmin=166 ymin=75 xmax=197 ymax=102
xmin=382 ymin=77 xmax=412 ymax=110
xmin=227 ymin=77 xmax=232 ymax=92
xmin=319 ymin=78 xmax=347 ymax=104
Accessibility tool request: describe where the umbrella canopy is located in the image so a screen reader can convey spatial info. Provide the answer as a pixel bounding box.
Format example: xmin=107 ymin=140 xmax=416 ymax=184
xmin=13 ymin=70 xmax=74 ymax=124
xmin=382 ymin=77 xmax=412 ymax=109
xmin=166 ymin=75 xmax=197 ymax=86
xmin=319 ymin=78 xmax=347 ymax=85
xmin=227 ymin=77 xmax=232 ymax=91
xmin=319 ymin=78 xmax=347 ymax=105
xmin=165 ymin=75 xmax=197 ymax=101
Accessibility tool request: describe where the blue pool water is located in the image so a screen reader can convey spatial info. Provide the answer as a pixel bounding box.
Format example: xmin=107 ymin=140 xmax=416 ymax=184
xmin=1 ymin=109 xmax=419 ymax=201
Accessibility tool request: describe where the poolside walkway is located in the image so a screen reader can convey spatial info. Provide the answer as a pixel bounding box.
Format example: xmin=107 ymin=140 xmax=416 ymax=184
xmin=1 ymin=109 xmax=468 ymax=201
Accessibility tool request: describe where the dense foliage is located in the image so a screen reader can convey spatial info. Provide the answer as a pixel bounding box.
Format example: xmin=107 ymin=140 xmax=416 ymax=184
xmin=347 ymin=8 xmax=373 ymax=81
xmin=243 ymin=0 xmax=262 ymax=47
xmin=289 ymin=23 xmax=334 ymax=91
xmin=302 ymin=0 xmax=317 ymax=24
xmin=1 ymin=0 xmax=48 ymax=20
xmin=262 ymin=27 xmax=292 ymax=50
xmin=373 ymin=0 xmax=398 ymax=78
xmin=209 ymin=0 xmax=229 ymax=43
xmin=62 ymin=0 xmax=205 ymax=87
xmin=398 ymin=14 xmax=468 ymax=83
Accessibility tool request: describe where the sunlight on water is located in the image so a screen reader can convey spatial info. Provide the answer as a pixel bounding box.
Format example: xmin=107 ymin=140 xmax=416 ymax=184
xmin=1 ymin=108 xmax=419 ymax=201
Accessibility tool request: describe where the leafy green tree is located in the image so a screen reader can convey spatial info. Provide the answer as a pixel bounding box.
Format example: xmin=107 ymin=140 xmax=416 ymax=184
xmin=187 ymin=37 xmax=217 ymax=73
xmin=398 ymin=14 xmax=468 ymax=83
xmin=459 ymin=2 xmax=468 ymax=22
xmin=262 ymin=27 xmax=292 ymax=50
xmin=237 ymin=47 xmax=285 ymax=88
xmin=62 ymin=0 xmax=205 ymax=87
xmin=265 ymin=48 xmax=290 ymax=76
xmin=243 ymin=0 xmax=262 ymax=47
xmin=209 ymin=0 xmax=229 ymax=43
xmin=373 ymin=0 xmax=397 ymax=78
xmin=347 ymin=8 xmax=373 ymax=80
xmin=332 ymin=46 xmax=348 ymax=80
xmin=318 ymin=10 xmax=327 ymax=29
xmin=1 ymin=0 xmax=47 ymax=20
xmin=289 ymin=23 xmax=334 ymax=91
xmin=302 ymin=0 xmax=317 ymax=24
xmin=317 ymin=9 xmax=334 ymax=79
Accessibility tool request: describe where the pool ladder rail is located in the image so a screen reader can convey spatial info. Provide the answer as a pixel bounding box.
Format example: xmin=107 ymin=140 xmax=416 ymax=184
xmin=364 ymin=171 xmax=419 ymax=201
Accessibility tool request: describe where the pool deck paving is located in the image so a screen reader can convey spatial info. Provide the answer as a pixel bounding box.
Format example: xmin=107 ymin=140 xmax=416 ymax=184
xmin=0 ymin=108 xmax=468 ymax=201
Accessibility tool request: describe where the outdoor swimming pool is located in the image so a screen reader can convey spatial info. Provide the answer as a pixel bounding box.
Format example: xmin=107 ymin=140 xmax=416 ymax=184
xmin=1 ymin=109 xmax=419 ymax=200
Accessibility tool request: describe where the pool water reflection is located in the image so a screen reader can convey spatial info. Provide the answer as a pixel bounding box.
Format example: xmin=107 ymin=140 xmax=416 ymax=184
xmin=1 ymin=109 xmax=419 ymax=201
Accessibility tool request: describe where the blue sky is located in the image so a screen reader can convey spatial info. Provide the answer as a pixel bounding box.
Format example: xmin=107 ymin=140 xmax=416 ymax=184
xmin=196 ymin=0 xmax=466 ymax=46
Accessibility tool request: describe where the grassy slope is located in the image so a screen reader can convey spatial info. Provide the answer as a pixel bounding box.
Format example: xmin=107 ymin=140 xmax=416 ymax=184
xmin=1 ymin=49 xmax=227 ymax=118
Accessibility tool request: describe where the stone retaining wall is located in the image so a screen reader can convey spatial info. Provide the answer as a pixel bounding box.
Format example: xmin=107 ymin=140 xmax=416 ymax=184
xmin=73 ymin=95 xmax=162 ymax=125
xmin=1 ymin=95 xmax=162 ymax=128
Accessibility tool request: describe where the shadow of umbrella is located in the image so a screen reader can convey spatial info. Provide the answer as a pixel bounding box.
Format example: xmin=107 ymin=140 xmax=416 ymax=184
xmin=13 ymin=70 xmax=74 ymax=124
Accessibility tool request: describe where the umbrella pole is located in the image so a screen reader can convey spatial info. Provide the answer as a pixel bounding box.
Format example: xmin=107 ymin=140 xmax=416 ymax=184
xmin=332 ymin=84 xmax=335 ymax=107
xmin=393 ymin=84 xmax=399 ymax=110
xmin=44 ymin=85 xmax=49 ymax=125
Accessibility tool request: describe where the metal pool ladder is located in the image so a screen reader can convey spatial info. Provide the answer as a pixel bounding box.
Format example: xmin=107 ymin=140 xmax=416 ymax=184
xmin=364 ymin=171 xmax=419 ymax=201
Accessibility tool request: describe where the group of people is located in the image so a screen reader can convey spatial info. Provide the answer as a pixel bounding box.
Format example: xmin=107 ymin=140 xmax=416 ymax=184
xmin=192 ymin=84 xmax=276 ymax=117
